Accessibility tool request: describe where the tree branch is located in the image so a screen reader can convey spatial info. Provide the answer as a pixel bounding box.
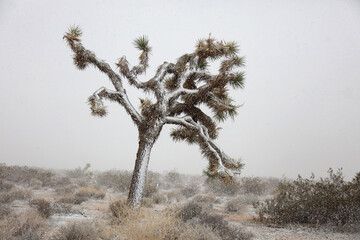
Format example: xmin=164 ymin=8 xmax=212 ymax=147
xmin=64 ymin=37 xmax=144 ymax=126
xmin=164 ymin=116 xmax=239 ymax=179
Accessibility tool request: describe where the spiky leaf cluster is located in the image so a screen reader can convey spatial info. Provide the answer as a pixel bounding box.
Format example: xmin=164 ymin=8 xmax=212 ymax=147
xmin=65 ymin=25 xmax=82 ymax=41
xmin=88 ymin=97 xmax=107 ymax=117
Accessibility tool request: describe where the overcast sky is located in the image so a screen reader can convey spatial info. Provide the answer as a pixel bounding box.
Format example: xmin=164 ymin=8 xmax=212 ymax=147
xmin=0 ymin=0 xmax=359 ymax=179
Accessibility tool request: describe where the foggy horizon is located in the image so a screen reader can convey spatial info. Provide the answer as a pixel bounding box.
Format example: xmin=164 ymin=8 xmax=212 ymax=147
xmin=1 ymin=0 xmax=359 ymax=180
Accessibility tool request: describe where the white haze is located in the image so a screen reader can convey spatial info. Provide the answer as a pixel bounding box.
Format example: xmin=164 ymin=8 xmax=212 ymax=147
xmin=0 ymin=0 xmax=359 ymax=179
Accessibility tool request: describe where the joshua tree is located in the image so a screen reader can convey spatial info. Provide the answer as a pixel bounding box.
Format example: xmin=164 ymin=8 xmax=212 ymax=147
xmin=64 ymin=26 xmax=246 ymax=208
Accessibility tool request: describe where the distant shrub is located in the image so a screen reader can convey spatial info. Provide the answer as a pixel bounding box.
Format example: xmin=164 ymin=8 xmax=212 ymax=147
xmin=0 ymin=188 xmax=32 ymax=204
xmin=192 ymin=194 xmax=217 ymax=204
xmin=205 ymin=177 xmax=241 ymax=195
xmin=180 ymin=185 xmax=199 ymax=198
xmin=0 ymin=180 xmax=14 ymax=192
xmin=0 ymin=164 xmax=53 ymax=187
xmin=54 ymin=221 xmax=99 ymax=240
xmin=164 ymin=170 xmax=183 ymax=188
xmin=95 ymin=170 xmax=132 ymax=192
xmin=226 ymin=196 xmax=246 ymax=213
xmin=255 ymin=169 xmax=360 ymax=231
xmin=75 ymin=187 xmax=106 ymax=200
xmin=240 ymin=177 xmax=266 ymax=195
xmin=30 ymin=199 xmax=53 ymax=218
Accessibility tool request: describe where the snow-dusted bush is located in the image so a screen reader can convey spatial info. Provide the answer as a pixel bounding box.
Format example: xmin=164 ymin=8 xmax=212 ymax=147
xmin=255 ymin=169 xmax=360 ymax=231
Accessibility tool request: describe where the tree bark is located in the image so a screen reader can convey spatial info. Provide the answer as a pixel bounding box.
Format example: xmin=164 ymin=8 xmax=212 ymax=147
xmin=127 ymin=129 xmax=158 ymax=208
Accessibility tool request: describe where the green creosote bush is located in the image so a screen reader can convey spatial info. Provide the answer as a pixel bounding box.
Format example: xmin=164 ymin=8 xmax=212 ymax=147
xmin=254 ymin=169 xmax=360 ymax=232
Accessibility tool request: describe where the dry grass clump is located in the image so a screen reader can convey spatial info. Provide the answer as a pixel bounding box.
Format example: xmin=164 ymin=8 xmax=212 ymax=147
xmin=109 ymin=199 xmax=134 ymax=223
xmin=255 ymin=169 xmax=360 ymax=232
xmin=226 ymin=196 xmax=247 ymax=213
xmin=141 ymin=197 xmax=154 ymax=208
xmin=178 ymin=224 xmax=222 ymax=240
xmin=151 ymin=192 xmax=167 ymax=204
xmin=119 ymin=209 xmax=182 ymax=240
xmin=53 ymin=221 xmax=99 ymax=240
xmin=178 ymin=200 xmax=252 ymax=240
xmin=58 ymin=187 xmax=105 ymax=205
xmin=52 ymin=201 xmax=74 ymax=215
xmin=192 ymin=193 xmax=217 ymax=204
xmin=75 ymin=186 xmax=106 ymax=200
xmin=30 ymin=198 xmax=53 ymax=218
xmin=0 ymin=188 xmax=32 ymax=204
xmin=0 ymin=210 xmax=45 ymax=239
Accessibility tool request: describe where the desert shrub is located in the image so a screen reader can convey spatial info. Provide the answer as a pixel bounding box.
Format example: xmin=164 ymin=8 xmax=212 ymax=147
xmin=0 ymin=164 xmax=54 ymax=187
xmin=54 ymin=221 xmax=99 ymax=240
xmin=75 ymin=187 xmax=106 ymax=200
xmin=52 ymin=202 xmax=73 ymax=215
xmin=95 ymin=170 xmax=132 ymax=192
xmin=55 ymin=185 xmax=76 ymax=195
xmin=226 ymin=196 xmax=246 ymax=213
xmin=241 ymin=177 xmax=266 ymax=195
xmin=66 ymin=163 xmax=92 ymax=179
xmin=205 ymin=177 xmax=241 ymax=195
xmin=255 ymin=169 xmax=360 ymax=231
xmin=0 ymin=206 xmax=12 ymax=220
xmin=144 ymin=181 xmax=158 ymax=198
xmin=0 ymin=188 xmax=32 ymax=204
xmin=57 ymin=187 xmax=105 ymax=205
xmin=109 ymin=199 xmax=133 ymax=222
xmin=30 ymin=199 xmax=53 ymax=218
xmin=0 ymin=210 xmax=45 ymax=240
xmin=0 ymin=180 xmax=14 ymax=192
xmin=151 ymin=192 xmax=167 ymax=204
xmin=178 ymin=224 xmax=222 ymax=240
xmin=164 ymin=170 xmax=183 ymax=188
xmin=180 ymin=185 xmax=199 ymax=198
xmin=142 ymin=197 xmax=154 ymax=208
xmin=178 ymin=200 xmax=252 ymax=240
xmin=52 ymin=176 xmax=72 ymax=187
xmin=166 ymin=190 xmax=183 ymax=203
xmin=192 ymin=194 xmax=217 ymax=204
xmin=119 ymin=209 xmax=182 ymax=240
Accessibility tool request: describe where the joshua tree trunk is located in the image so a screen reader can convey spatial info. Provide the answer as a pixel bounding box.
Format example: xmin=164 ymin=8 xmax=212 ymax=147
xmin=128 ymin=125 xmax=162 ymax=208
